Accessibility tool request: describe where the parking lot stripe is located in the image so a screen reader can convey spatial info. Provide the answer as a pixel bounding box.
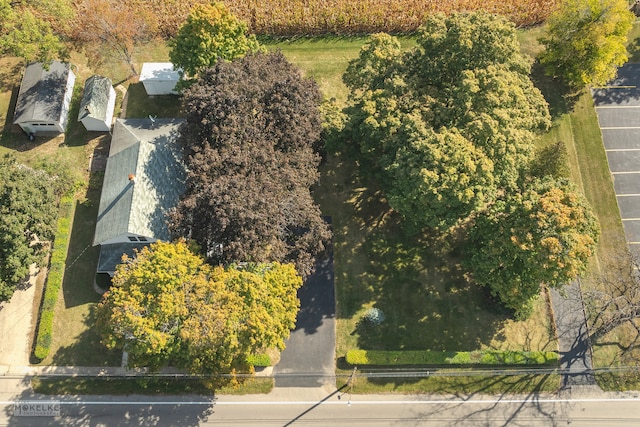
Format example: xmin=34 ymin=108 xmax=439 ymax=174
xmin=596 ymin=105 xmax=640 ymax=108
xmin=605 ymin=148 xmax=640 ymax=151
xmin=601 ymin=127 xmax=640 ymax=130
xmin=611 ymin=171 xmax=640 ymax=174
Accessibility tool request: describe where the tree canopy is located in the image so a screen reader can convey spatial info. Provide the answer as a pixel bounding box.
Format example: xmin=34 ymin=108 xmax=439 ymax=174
xmin=70 ymin=0 xmax=158 ymax=76
xmin=0 ymin=156 xmax=60 ymax=302
xmin=97 ymin=240 xmax=302 ymax=374
xmin=169 ymin=1 xmax=261 ymax=85
xmin=465 ymin=177 xmax=600 ymax=316
xmin=170 ymin=51 xmax=330 ymax=277
xmin=340 ymin=13 xmax=551 ymax=230
xmin=539 ymin=0 xmax=634 ymax=88
xmin=0 ymin=0 xmax=72 ymax=63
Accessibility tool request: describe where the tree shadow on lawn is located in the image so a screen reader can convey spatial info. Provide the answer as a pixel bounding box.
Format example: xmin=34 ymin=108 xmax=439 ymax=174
xmin=317 ymin=154 xmax=512 ymax=352
xmin=352 ymin=225 xmax=508 ymax=352
xmin=124 ymin=83 xmax=183 ymax=119
xmin=530 ymin=60 xmax=580 ymax=119
xmin=49 ymin=306 xmax=121 ymax=367
xmin=62 ymin=175 xmax=104 ymax=309
xmin=361 ymin=372 xmax=559 ymax=395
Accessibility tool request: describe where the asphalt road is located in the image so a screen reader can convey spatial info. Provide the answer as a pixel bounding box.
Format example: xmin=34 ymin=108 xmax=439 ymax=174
xmin=2 ymin=391 xmax=640 ymax=426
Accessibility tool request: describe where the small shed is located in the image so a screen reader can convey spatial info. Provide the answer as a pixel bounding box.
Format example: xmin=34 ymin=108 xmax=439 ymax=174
xmin=13 ymin=61 xmax=76 ymax=135
xmin=78 ymin=75 xmax=116 ymax=132
xmin=139 ymin=63 xmax=180 ymax=95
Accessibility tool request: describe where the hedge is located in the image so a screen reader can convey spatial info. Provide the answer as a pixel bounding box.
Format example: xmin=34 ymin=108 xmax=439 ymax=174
xmin=346 ymin=349 xmax=558 ymax=366
xmin=246 ymin=353 xmax=272 ymax=367
xmin=34 ymin=197 xmax=75 ymax=360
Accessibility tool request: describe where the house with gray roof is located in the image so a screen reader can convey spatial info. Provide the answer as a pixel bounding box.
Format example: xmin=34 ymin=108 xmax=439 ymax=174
xmin=93 ymin=118 xmax=185 ymax=275
xmin=78 ymin=75 xmax=116 ymax=132
xmin=13 ymin=61 xmax=76 ymax=136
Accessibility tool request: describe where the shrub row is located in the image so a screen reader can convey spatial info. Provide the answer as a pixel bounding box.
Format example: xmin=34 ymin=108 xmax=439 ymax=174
xmin=34 ymin=197 xmax=75 ymax=361
xmin=346 ymin=349 xmax=558 ymax=366
xmin=246 ymin=353 xmax=272 ymax=367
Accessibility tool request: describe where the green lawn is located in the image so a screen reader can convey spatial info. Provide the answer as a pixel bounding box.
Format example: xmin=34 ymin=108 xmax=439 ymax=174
xmin=31 ymin=376 xmax=273 ymax=395
xmin=123 ymin=82 xmax=183 ymax=119
xmin=338 ymin=372 xmax=561 ymax=395
xmin=264 ymin=36 xmax=417 ymax=104
xmin=315 ymin=155 xmax=558 ymax=372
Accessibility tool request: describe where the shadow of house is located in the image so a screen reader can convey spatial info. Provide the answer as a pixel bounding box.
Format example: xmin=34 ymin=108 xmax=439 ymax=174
xmin=13 ymin=61 xmax=75 ymax=136
xmin=93 ymin=118 xmax=185 ymax=276
xmin=78 ymin=75 xmax=116 ymax=132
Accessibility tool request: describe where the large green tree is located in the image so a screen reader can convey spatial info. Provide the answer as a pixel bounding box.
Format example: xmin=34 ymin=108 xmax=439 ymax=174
xmin=168 ymin=1 xmax=260 ymax=86
xmin=465 ymin=178 xmax=600 ymax=316
xmin=0 ymin=156 xmax=59 ymax=302
xmin=0 ymin=0 xmax=73 ymax=63
xmin=97 ymin=240 xmax=302 ymax=374
xmin=341 ymin=13 xmax=551 ymax=230
xmin=170 ymin=51 xmax=330 ymax=278
xmin=539 ymin=0 xmax=634 ymax=88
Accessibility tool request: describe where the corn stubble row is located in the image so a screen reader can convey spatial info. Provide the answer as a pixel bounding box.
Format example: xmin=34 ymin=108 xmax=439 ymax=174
xmin=152 ymin=0 xmax=558 ymax=37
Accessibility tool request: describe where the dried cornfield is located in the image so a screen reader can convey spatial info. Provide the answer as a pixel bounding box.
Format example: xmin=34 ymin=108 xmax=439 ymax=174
xmin=141 ymin=0 xmax=558 ymax=38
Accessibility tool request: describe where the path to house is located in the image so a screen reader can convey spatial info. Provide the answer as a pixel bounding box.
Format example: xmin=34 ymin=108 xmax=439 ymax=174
xmin=273 ymin=246 xmax=336 ymax=388
xmin=0 ymin=265 xmax=41 ymax=366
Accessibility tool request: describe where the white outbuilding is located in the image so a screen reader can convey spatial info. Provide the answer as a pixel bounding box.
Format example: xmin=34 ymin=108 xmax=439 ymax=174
xmin=78 ymin=75 xmax=116 ymax=132
xmin=139 ymin=62 xmax=180 ymax=95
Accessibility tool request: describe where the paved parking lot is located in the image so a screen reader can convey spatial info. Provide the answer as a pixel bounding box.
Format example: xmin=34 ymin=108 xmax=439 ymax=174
xmin=592 ymin=63 xmax=640 ymax=249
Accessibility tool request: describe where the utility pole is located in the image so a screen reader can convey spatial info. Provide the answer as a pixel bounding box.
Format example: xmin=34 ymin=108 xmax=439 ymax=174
xmin=338 ymin=366 xmax=357 ymax=405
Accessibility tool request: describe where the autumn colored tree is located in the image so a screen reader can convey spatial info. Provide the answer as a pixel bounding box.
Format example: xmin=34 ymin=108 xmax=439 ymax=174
xmin=96 ymin=240 xmax=303 ymax=374
xmin=539 ymin=0 xmax=634 ymax=88
xmin=171 ymin=51 xmax=330 ymax=277
xmin=0 ymin=0 xmax=72 ymax=63
xmin=340 ymin=13 xmax=551 ymax=230
xmin=169 ymin=1 xmax=260 ymax=86
xmin=70 ymin=0 xmax=158 ymax=76
xmin=465 ymin=178 xmax=600 ymax=317
xmin=583 ymin=251 xmax=640 ymax=345
xmin=0 ymin=156 xmax=60 ymax=302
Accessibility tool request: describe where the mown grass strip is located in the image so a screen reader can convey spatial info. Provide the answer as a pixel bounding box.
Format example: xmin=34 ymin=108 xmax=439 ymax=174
xmin=336 ymin=370 xmax=561 ymax=394
xmin=31 ymin=376 xmax=273 ymax=395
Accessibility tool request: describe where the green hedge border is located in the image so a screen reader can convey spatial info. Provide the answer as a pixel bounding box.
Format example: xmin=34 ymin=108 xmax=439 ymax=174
xmin=34 ymin=196 xmax=75 ymax=361
xmin=346 ymin=349 xmax=558 ymax=366
xmin=247 ymin=353 xmax=272 ymax=367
